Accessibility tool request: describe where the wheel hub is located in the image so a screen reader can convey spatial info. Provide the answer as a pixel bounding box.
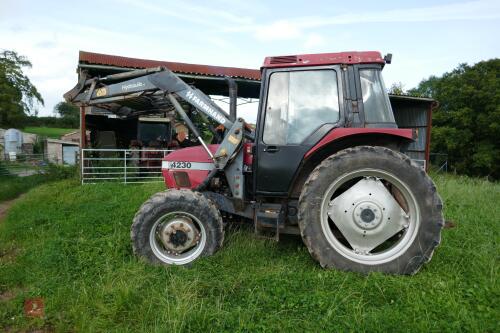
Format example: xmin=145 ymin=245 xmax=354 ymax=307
xmin=158 ymin=217 xmax=200 ymax=253
xmin=353 ymin=201 xmax=383 ymax=230
xmin=327 ymin=177 xmax=407 ymax=253
xmin=169 ymin=230 xmax=188 ymax=247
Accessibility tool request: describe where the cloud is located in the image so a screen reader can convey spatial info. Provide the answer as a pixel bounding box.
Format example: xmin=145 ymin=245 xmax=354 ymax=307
xmin=2 ymin=0 xmax=498 ymax=117
xmin=303 ymin=33 xmax=325 ymax=49
xmin=253 ymin=20 xmax=302 ymax=41
xmin=207 ymin=36 xmax=231 ymax=49
xmin=236 ymin=0 xmax=500 ymax=41
xmin=295 ymin=0 xmax=500 ymax=27
xmin=35 ymin=41 xmax=57 ymax=49
xmin=112 ymin=0 xmax=253 ymax=28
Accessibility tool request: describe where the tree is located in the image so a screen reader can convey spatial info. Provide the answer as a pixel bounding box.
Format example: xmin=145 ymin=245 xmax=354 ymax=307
xmin=0 ymin=50 xmax=44 ymax=127
xmin=409 ymin=59 xmax=500 ymax=179
xmin=388 ymin=81 xmax=405 ymax=95
xmin=53 ymin=101 xmax=79 ymax=128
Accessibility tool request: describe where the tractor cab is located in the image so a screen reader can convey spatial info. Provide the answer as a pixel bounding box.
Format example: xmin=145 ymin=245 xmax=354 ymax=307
xmin=254 ymin=51 xmax=402 ymax=196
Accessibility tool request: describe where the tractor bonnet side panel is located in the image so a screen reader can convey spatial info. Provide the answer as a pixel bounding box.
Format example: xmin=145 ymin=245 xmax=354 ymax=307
xmin=162 ymin=145 xmax=219 ymax=189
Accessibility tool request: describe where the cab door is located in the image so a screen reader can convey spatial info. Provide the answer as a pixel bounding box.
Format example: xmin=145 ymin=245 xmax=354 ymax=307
xmin=255 ymin=67 xmax=343 ymax=195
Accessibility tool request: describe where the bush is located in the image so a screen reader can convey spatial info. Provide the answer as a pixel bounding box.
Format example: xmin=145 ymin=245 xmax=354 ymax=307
xmin=45 ymin=164 xmax=78 ymax=181
xmin=0 ymin=164 xmax=77 ymax=202
xmin=409 ymin=59 xmax=500 ymax=179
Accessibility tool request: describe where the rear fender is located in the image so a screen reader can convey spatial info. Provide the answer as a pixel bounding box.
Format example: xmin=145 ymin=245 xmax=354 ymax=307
xmin=304 ymin=128 xmax=413 ymax=158
xmin=289 ymin=128 xmax=414 ymax=198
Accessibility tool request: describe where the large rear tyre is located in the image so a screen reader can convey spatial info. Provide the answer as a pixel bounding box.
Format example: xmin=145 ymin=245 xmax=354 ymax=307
xmin=131 ymin=189 xmax=224 ymax=266
xmin=298 ymin=146 xmax=443 ymax=275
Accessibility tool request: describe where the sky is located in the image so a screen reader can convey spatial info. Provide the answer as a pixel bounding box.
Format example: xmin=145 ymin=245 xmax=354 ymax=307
xmin=1 ymin=0 xmax=499 ymax=122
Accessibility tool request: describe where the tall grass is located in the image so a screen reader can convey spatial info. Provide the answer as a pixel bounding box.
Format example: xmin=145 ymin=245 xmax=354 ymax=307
xmin=0 ymin=165 xmax=77 ymax=203
xmin=0 ymin=175 xmax=498 ymax=332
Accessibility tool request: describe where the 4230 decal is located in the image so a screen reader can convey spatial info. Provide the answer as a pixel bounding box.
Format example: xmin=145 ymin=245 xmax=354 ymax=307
xmin=168 ymin=161 xmax=192 ymax=169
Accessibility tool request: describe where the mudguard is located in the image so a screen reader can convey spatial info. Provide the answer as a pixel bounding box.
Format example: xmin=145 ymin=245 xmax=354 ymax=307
xmin=304 ymin=128 xmax=414 ymax=159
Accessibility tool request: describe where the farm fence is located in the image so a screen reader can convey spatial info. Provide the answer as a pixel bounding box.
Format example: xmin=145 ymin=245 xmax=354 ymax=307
xmin=0 ymin=153 xmax=51 ymax=177
xmin=81 ymin=149 xmax=173 ymax=184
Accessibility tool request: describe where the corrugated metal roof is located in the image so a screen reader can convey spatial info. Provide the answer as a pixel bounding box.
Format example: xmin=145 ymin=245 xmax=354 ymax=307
xmin=78 ymin=51 xmax=261 ymax=81
xmin=46 ymin=138 xmax=79 ymax=145
xmin=388 ymin=94 xmax=435 ymax=102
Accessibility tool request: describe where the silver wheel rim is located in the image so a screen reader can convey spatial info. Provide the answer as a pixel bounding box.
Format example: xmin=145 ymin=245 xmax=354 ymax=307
xmin=149 ymin=211 xmax=206 ymax=265
xmin=320 ymin=168 xmax=420 ymax=265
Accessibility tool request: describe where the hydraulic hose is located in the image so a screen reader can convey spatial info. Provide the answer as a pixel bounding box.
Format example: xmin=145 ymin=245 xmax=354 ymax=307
xmin=194 ymin=168 xmax=217 ymax=191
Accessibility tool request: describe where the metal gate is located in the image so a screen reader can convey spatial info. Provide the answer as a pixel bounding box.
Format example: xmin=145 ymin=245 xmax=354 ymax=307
xmin=0 ymin=153 xmax=50 ymax=177
xmin=81 ymin=149 xmax=173 ymax=184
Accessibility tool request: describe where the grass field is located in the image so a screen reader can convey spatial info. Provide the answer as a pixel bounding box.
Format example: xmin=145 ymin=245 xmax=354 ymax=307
xmin=0 ymin=175 xmax=498 ymax=332
xmin=22 ymin=127 xmax=76 ymax=139
xmin=0 ymin=166 xmax=77 ymax=203
xmin=0 ymin=175 xmax=49 ymax=203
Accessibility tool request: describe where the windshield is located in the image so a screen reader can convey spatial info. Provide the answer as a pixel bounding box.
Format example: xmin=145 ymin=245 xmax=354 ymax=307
xmin=138 ymin=122 xmax=171 ymax=146
xmin=360 ymin=69 xmax=395 ymax=124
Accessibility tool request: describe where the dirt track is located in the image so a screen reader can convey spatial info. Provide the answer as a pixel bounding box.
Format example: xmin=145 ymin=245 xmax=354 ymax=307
xmin=0 ymin=195 xmax=24 ymax=222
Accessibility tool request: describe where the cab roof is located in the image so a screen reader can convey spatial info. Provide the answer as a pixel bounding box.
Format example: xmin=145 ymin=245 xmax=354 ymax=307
xmin=262 ymin=51 xmax=386 ymax=69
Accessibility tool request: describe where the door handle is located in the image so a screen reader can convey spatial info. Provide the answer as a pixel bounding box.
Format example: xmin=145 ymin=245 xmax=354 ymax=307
xmin=264 ymin=145 xmax=280 ymax=153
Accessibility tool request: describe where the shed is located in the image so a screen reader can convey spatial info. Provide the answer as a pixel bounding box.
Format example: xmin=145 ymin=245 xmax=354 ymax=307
xmin=75 ymin=51 xmax=261 ymax=151
xmin=45 ymin=139 xmax=80 ymax=165
xmin=390 ymin=95 xmax=437 ymax=169
xmin=60 ymin=131 xmax=82 ymax=143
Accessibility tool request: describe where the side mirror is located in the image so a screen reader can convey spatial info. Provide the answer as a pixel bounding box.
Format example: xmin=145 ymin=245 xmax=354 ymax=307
xmin=384 ymin=53 xmax=393 ymax=64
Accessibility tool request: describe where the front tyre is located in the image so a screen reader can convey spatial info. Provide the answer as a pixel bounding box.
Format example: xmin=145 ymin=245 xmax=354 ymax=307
xmin=298 ymin=146 xmax=443 ymax=275
xmin=131 ymin=189 xmax=224 ymax=266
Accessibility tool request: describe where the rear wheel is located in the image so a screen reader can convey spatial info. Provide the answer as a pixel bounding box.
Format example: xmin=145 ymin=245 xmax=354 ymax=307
xmin=298 ymin=146 xmax=443 ymax=275
xmin=131 ymin=189 xmax=224 ymax=266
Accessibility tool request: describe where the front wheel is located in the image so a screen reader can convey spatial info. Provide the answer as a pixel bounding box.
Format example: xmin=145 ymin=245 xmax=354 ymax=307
xmin=131 ymin=189 xmax=224 ymax=266
xmin=298 ymin=146 xmax=443 ymax=275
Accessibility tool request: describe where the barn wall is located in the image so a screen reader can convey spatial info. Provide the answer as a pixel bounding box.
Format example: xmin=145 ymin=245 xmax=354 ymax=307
xmin=390 ymin=97 xmax=434 ymax=167
xmin=45 ymin=141 xmax=62 ymax=164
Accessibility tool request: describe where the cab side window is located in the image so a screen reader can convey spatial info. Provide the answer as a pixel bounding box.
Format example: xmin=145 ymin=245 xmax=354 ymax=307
xmin=263 ymin=70 xmax=340 ymax=145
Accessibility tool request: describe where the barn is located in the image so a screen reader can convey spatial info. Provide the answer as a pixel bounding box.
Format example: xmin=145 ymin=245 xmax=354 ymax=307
xmin=75 ymin=51 xmax=260 ymax=152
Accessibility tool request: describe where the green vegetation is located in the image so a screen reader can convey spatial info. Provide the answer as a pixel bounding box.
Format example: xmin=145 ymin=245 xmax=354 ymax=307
xmin=22 ymin=126 xmax=76 ymax=139
xmin=0 ymin=174 xmax=48 ymax=202
xmin=18 ymin=116 xmax=80 ymax=130
xmin=53 ymin=101 xmax=79 ymax=129
xmin=0 ymin=50 xmax=44 ymax=127
xmin=410 ymin=59 xmax=500 ymax=180
xmin=0 ymin=50 xmax=78 ymax=129
xmin=0 ymin=175 xmax=498 ymax=332
xmin=0 ymin=166 xmax=77 ymax=202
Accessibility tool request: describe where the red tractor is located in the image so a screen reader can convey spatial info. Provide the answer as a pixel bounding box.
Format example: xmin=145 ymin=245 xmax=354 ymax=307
xmin=66 ymin=51 xmax=443 ymax=274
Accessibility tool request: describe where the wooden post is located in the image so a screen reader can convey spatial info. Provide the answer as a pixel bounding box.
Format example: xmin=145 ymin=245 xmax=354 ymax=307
xmin=79 ymin=106 xmax=86 ymax=182
xmin=425 ymin=101 xmax=438 ymax=172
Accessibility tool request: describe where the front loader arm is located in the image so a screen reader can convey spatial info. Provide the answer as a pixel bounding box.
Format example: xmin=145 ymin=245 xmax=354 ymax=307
xmin=65 ymin=67 xmax=234 ymax=128
xmin=65 ymin=66 xmax=248 ymax=197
